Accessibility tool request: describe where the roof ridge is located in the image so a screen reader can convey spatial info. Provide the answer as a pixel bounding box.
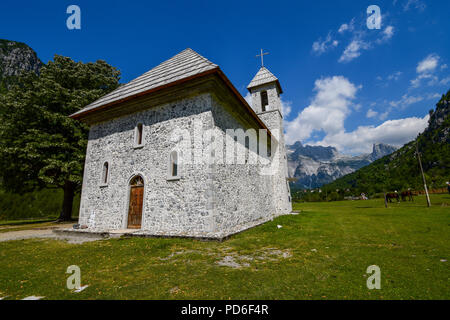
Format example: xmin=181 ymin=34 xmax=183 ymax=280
xmin=71 ymin=48 xmax=218 ymax=116
xmin=247 ymin=66 xmax=282 ymax=93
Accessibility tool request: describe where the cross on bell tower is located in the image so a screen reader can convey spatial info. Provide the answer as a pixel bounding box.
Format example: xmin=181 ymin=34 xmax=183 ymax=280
xmin=256 ymin=49 xmax=269 ymax=67
xmin=247 ymin=50 xmax=283 ymax=114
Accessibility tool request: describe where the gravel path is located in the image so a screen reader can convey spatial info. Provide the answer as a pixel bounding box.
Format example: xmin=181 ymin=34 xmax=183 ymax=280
xmin=0 ymin=223 xmax=103 ymax=243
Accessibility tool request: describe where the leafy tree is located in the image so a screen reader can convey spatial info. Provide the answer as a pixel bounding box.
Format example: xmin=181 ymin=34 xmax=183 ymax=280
xmin=0 ymin=55 xmax=120 ymax=220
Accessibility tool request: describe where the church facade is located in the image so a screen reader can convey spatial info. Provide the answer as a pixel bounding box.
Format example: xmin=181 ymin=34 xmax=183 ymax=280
xmin=70 ymin=49 xmax=291 ymax=239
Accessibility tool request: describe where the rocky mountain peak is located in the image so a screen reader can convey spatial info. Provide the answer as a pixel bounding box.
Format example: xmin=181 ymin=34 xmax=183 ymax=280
xmin=287 ymin=141 xmax=397 ymax=189
xmin=370 ymin=143 xmax=398 ymax=161
xmin=0 ymin=39 xmax=42 ymax=91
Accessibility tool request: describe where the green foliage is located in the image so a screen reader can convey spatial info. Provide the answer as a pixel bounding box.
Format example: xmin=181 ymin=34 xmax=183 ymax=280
xmin=0 ymin=54 xmax=120 ymax=219
xmin=322 ymin=90 xmax=450 ymax=196
xmin=0 ymin=188 xmax=80 ymax=221
xmin=0 ymin=55 xmax=120 ymax=192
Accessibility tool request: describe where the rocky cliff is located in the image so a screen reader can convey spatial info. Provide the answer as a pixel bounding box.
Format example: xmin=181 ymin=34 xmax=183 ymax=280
xmin=287 ymin=142 xmax=397 ymax=189
xmin=0 ymin=39 xmax=42 ymax=91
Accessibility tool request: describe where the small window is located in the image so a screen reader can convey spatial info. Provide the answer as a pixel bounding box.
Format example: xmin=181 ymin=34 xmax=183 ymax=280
xmin=261 ymin=91 xmax=269 ymax=112
xmin=134 ymin=123 xmax=144 ymax=147
xmin=168 ymin=151 xmax=179 ymax=180
xmin=102 ymin=162 xmax=109 ymax=185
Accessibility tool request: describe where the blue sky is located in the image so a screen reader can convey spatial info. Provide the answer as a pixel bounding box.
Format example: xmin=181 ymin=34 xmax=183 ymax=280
xmin=1 ymin=0 xmax=449 ymax=154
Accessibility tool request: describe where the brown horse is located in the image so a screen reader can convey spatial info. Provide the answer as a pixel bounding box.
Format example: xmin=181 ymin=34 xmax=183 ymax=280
xmin=386 ymin=192 xmax=400 ymax=203
xmin=401 ymin=190 xmax=414 ymax=202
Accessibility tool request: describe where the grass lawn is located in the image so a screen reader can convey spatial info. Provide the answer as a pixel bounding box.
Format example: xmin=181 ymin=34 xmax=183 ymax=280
xmin=0 ymin=194 xmax=448 ymax=300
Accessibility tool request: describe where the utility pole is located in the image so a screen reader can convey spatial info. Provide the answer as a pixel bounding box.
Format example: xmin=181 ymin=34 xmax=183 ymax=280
xmin=416 ymin=141 xmax=431 ymax=207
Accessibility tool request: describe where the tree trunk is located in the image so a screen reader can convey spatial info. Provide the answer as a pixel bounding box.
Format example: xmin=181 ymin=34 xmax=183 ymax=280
xmin=384 ymin=192 xmax=388 ymax=208
xmin=58 ymin=181 xmax=75 ymax=221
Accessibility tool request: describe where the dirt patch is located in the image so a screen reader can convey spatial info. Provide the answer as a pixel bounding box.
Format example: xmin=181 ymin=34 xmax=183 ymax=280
xmin=215 ymin=248 xmax=292 ymax=268
xmin=157 ymin=246 xmax=292 ymax=269
xmin=216 ymin=255 xmax=250 ymax=268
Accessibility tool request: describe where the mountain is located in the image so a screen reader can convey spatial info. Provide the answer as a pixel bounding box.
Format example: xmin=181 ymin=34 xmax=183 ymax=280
xmin=323 ymin=90 xmax=450 ymax=194
xmin=0 ymin=39 xmax=42 ymax=92
xmin=287 ymin=142 xmax=397 ymax=189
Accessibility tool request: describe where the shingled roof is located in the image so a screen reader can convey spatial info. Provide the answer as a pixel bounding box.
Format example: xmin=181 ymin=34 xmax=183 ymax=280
xmin=247 ymin=67 xmax=283 ymax=94
xmin=70 ymin=48 xmax=219 ymax=118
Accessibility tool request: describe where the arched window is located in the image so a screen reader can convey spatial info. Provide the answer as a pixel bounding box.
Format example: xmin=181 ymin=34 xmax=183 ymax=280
xmin=168 ymin=151 xmax=179 ymax=180
xmin=102 ymin=162 xmax=109 ymax=185
xmin=134 ymin=123 xmax=144 ymax=147
xmin=261 ymin=91 xmax=269 ymax=112
xmin=130 ymin=175 xmax=144 ymax=186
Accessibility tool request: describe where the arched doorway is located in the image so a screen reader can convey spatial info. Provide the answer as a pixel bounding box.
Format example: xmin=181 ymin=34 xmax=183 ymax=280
xmin=127 ymin=175 xmax=144 ymax=229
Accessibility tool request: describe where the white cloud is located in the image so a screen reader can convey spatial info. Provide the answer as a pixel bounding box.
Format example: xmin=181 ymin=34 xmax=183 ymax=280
xmin=410 ymin=73 xmax=439 ymax=88
xmin=338 ymin=40 xmax=370 ymax=63
xmin=338 ymin=24 xmax=349 ymax=33
xmin=280 ymin=99 xmax=292 ymax=117
xmin=384 ymin=25 xmax=394 ymax=38
xmin=389 ymin=92 xmax=441 ymax=109
xmin=312 ymin=33 xmax=339 ymax=55
xmin=366 ymin=109 xmax=378 ymax=118
xmin=338 ymin=18 xmax=355 ymax=34
xmin=440 ymin=77 xmax=450 ymax=86
xmin=244 ymin=92 xmax=252 ymax=105
xmin=427 ymin=93 xmax=441 ymax=100
xmin=284 ymin=75 xmax=431 ymax=154
xmin=312 ymin=116 xmax=429 ymax=154
xmin=410 ymin=54 xmax=441 ymax=88
xmin=403 ymin=0 xmax=426 ymax=11
xmin=387 ymin=71 xmax=402 ymax=81
xmin=377 ymin=25 xmax=395 ymax=44
xmin=416 ymin=54 xmax=440 ymax=73
xmin=389 ymin=94 xmax=424 ymax=109
xmin=285 ymin=76 xmax=360 ymax=143
xmin=379 ymin=111 xmax=389 ymax=121
xmin=441 ymin=64 xmax=448 ymax=70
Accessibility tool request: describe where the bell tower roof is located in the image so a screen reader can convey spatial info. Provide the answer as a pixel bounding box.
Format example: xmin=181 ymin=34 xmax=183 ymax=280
xmin=247 ymin=67 xmax=283 ymax=94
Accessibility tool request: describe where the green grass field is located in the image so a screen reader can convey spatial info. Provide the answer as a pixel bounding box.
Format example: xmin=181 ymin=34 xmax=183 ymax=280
xmin=0 ymin=194 xmax=448 ymax=300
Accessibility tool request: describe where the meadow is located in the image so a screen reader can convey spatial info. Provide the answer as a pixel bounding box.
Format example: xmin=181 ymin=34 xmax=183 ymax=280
xmin=0 ymin=194 xmax=448 ymax=300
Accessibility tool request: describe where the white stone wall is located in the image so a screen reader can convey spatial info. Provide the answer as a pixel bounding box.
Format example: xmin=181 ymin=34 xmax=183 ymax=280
xmin=258 ymin=110 xmax=292 ymax=215
xmin=209 ymin=98 xmax=276 ymax=233
xmin=249 ymin=83 xmax=292 ymax=215
xmin=78 ymin=91 xmax=291 ymax=237
xmin=78 ymin=94 xmax=214 ymax=233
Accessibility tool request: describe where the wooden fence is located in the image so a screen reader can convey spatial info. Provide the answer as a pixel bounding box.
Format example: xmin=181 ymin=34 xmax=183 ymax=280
xmin=415 ymin=187 xmax=449 ymax=195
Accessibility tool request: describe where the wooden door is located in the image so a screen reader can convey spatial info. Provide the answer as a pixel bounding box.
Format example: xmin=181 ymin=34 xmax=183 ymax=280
xmin=127 ymin=186 xmax=143 ymax=229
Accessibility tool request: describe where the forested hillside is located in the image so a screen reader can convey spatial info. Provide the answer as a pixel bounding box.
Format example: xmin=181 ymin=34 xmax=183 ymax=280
xmin=322 ymin=90 xmax=450 ymax=195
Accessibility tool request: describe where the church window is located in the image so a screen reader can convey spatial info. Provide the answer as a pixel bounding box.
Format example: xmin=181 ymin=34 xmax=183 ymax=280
xmin=102 ymin=162 xmax=109 ymax=185
xmin=168 ymin=151 xmax=180 ymax=180
xmin=134 ymin=123 xmax=144 ymax=147
xmin=261 ymin=91 xmax=269 ymax=112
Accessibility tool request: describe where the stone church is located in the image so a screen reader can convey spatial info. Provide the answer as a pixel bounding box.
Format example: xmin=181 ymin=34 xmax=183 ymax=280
xmin=70 ymin=48 xmax=292 ymax=239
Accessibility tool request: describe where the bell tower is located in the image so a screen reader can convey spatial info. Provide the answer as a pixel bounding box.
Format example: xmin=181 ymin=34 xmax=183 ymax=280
xmin=247 ymin=53 xmax=292 ymax=215
xmin=247 ymin=67 xmax=283 ymax=116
